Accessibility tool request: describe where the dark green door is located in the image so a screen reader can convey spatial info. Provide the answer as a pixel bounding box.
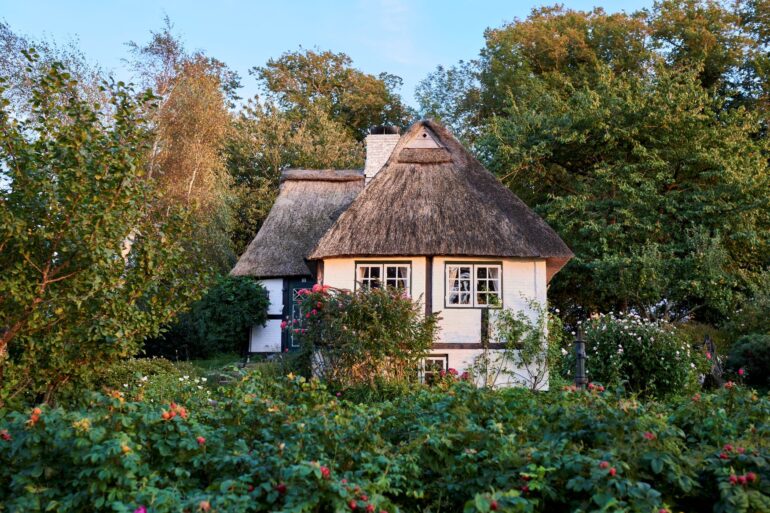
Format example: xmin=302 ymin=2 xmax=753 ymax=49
xmin=282 ymin=277 xmax=313 ymax=352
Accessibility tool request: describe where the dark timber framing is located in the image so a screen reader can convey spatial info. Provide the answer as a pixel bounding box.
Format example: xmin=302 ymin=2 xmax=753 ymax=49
xmin=425 ymin=256 xmax=433 ymax=317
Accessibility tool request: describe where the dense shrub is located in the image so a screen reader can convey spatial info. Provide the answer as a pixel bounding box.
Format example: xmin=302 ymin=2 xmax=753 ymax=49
xmin=291 ymin=285 xmax=438 ymax=388
xmin=145 ymin=275 xmax=269 ymax=359
xmin=566 ymin=312 xmax=708 ymax=398
xmin=727 ymin=334 xmax=770 ymax=390
xmin=1 ymin=375 xmax=769 ymax=512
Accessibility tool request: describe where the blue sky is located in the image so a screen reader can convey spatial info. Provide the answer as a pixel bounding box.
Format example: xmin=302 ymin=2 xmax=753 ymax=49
xmin=1 ymin=0 xmax=653 ymax=107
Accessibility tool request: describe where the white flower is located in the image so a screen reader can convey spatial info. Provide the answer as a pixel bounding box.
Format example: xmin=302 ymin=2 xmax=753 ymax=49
xmin=178 ymin=377 xmax=183 ymax=382
xmin=123 ymin=384 xmax=128 ymax=388
xmin=555 ymin=308 xmax=560 ymax=313
xmin=183 ymin=375 xmax=189 ymax=380
xmin=140 ymin=376 xmax=148 ymax=382
xmin=561 ymin=348 xmax=568 ymax=356
xmin=197 ymin=386 xmax=203 ymax=390
xmin=201 ymin=377 xmax=207 ymax=382
xmin=691 ymin=363 xmax=696 ymax=368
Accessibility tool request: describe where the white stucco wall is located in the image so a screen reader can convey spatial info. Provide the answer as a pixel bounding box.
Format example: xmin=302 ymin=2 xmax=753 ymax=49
xmin=323 ymin=257 xmax=427 ymax=305
xmin=321 ymin=256 xmax=550 ymax=388
xmin=250 ymin=319 xmax=282 ymax=353
xmin=249 ymin=278 xmax=284 ymax=353
xmin=260 ymin=278 xmax=284 ymax=316
xmin=431 ymin=258 xmax=547 ymax=343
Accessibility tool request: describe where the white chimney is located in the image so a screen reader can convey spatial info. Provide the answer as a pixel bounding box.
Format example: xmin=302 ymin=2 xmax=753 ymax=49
xmin=364 ymin=126 xmax=400 ymax=185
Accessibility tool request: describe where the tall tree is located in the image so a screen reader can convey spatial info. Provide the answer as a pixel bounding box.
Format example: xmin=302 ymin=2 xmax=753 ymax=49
xmin=253 ymin=48 xmax=414 ymax=139
xmin=416 ymin=2 xmax=770 ymax=325
xmin=0 ymin=22 xmax=107 ymax=116
xmin=479 ymin=64 xmax=770 ymax=322
xmin=127 ymin=19 xmax=238 ymax=271
xmin=0 ymin=56 xmax=208 ymax=405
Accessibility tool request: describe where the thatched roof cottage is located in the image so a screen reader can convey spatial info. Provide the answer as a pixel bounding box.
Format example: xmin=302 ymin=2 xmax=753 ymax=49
xmin=232 ymin=120 xmax=573 ymax=384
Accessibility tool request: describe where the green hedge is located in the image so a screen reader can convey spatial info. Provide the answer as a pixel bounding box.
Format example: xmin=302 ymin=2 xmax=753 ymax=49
xmin=1 ymin=376 xmax=769 ymax=512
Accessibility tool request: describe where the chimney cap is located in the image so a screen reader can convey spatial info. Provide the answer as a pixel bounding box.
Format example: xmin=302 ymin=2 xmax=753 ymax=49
xmin=368 ymin=125 xmax=401 ymax=135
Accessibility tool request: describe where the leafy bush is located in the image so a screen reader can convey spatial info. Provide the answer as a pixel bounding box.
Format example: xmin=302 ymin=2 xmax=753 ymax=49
xmin=472 ymin=303 xmax=568 ymax=390
xmin=566 ymin=312 xmax=708 ymax=398
xmin=1 ymin=375 xmax=769 ymax=512
xmin=290 ymin=285 xmax=438 ymax=388
xmin=726 ymin=334 xmax=770 ymax=390
xmin=145 ymin=275 xmax=269 ymax=359
xmin=0 ymin=54 xmax=208 ymax=408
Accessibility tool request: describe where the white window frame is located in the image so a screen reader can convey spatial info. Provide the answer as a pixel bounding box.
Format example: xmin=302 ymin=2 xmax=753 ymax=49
xmin=445 ymin=262 xmax=502 ymax=308
xmin=355 ymin=262 xmax=411 ymax=293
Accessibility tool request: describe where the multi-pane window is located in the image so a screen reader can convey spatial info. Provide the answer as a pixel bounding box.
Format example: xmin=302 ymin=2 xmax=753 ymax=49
xmin=446 ymin=263 xmax=502 ymax=308
xmin=422 ymin=356 xmax=448 ymax=385
xmin=356 ymin=263 xmax=410 ymax=291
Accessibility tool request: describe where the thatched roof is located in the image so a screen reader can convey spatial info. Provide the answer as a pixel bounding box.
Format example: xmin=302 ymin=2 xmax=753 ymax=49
xmin=309 ymin=120 xmax=573 ymax=281
xmin=231 ymin=169 xmax=364 ymax=278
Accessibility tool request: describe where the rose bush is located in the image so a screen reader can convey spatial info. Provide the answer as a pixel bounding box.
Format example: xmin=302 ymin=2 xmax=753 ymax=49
xmin=564 ymin=312 xmax=709 ymax=397
xmin=288 ymin=285 xmax=438 ymax=388
xmin=1 ymin=372 xmax=769 ymax=512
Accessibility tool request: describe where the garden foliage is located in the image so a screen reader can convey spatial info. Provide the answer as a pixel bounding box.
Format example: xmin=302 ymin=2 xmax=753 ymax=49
xmin=564 ymin=313 xmax=709 ymax=398
xmin=0 ymin=374 xmax=768 ymax=512
xmin=145 ymin=276 xmax=269 ymax=359
xmin=726 ymin=334 xmax=770 ymax=390
xmin=0 ymin=54 xmax=208 ymax=407
xmin=289 ymin=285 xmax=438 ymax=388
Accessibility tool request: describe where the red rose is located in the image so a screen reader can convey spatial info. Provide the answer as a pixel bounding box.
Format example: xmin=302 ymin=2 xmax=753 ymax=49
xmin=320 ymin=466 xmax=331 ymax=479
xmin=490 ymin=500 xmax=499 ymax=510
xmin=196 ymin=436 xmax=206 ymax=446
xmin=723 ymin=444 xmax=734 ymax=452
xmin=599 ymin=461 xmax=610 ymax=469
xmin=729 ymin=475 xmax=739 ymax=485
xmin=312 ymin=284 xmax=323 ymax=293
xmin=609 ymin=467 xmax=617 ymax=477
xmin=360 ymin=495 xmax=368 ymax=501
xmin=276 ymin=482 xmax=287 ymax=494
xmin=738 ymin=368 xmax=745 ymax=376
xmin=719 ymin=453 xmax=729 ymax=460
xmin=0 ymin=430 xmax=10 ymax=441
xmin=747 ymin=472 xmax=758 ymax=483
xmin=643 ymin=432 xmax=656 ymax=440
xmin=738 ymin=475 xmax=748 ymax=486
xmin=366 ymin=505 xmax=375 ymax=513
xmin=280 ymin=321 xmax=288 ymax=330
xmin=349 ymin=500 xmax=358 ymax=510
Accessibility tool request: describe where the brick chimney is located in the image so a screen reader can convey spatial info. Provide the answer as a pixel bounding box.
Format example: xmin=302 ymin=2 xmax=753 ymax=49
xmin=364 ymin=126 xmax=400 ymax=185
